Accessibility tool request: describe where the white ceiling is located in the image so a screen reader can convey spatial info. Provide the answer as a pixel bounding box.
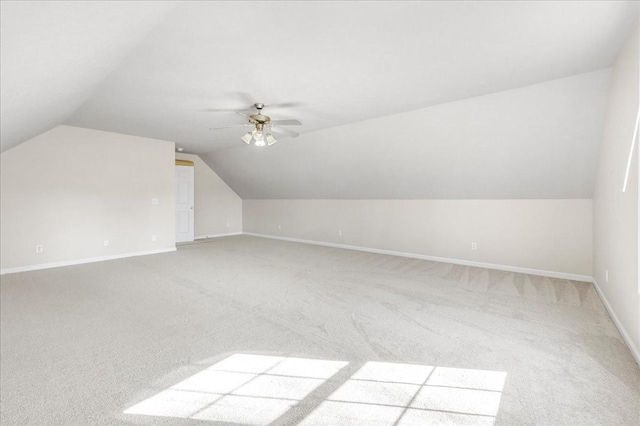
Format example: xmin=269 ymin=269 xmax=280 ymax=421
xmin=205 ymin=69 xmax=611 ymax=199
xmin=1 ymin=1 xmax=638 ymax=198
xmin=0 ymin=1 xmax=175 ymax=152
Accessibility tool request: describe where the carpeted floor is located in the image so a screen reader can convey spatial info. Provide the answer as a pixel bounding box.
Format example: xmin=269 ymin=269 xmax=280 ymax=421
xmin=0 ymin=235 xmax=638 ymax=425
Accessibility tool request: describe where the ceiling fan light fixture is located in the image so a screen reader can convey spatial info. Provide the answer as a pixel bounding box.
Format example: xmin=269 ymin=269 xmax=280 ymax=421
xmin=211 ymin=102 xmax=301 ymax=147
xmin=241 ymin=132 xmax=253 ymax=144
xmin=253 ymin=128 xmax=266 ymax=146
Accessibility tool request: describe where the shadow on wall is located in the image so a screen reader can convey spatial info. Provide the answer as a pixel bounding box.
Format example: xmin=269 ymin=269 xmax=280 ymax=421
xmin=123 ymin=353 xmax=507 ymax=425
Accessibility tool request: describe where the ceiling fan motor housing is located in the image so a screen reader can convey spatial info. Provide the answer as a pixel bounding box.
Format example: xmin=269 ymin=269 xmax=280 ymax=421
xmin=250 ymin=103 xmax=270 ymax=126
xmin=249 ymin=114 xmax=271 ymax=125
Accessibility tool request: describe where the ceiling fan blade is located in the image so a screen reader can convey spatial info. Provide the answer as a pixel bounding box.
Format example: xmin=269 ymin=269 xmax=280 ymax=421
xmin=209 ymin=124 xmax=252 ymax=130
xmin=267 ymin=101 xmax=303 ymax=109
xmin=270 ymin=119 xmax=302 ymax=126
xmin=200 ymin=108 xmax=253 ymax=116
xmin=270 ymin=126 xmax=299 ymax=138
xmin=201 ymin=108 xmax=239 ymax=112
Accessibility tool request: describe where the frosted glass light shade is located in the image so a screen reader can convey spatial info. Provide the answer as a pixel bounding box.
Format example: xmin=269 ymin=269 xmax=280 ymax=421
xmin=241 ymin=132 xmax=253 ymax=144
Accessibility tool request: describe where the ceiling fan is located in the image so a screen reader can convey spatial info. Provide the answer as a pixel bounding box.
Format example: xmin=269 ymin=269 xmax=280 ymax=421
xmin=209 ymin=103 xmax=302 ymax=147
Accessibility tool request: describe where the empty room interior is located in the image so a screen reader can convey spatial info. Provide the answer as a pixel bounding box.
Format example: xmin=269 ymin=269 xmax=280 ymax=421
xmin=1 ymin=2 xmax=639 ymax=425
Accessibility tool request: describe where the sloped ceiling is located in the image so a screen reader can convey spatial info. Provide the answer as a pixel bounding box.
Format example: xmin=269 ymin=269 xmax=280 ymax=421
xmin=1 ymin=1 xmax=638 ymax=198
xmin=205 ymin=70 xmax=612 ymax=199
xmin=0 ymin=1 xmax=175 ymax=152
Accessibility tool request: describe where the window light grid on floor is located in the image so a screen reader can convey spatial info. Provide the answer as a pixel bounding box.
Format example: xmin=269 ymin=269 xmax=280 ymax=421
xmin=124 ymin=354 xmax=506 ymax=426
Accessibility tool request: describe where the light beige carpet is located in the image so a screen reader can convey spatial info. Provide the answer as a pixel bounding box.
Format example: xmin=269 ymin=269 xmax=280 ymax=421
xmin=0 ymin=235 xmax=638 ymax=425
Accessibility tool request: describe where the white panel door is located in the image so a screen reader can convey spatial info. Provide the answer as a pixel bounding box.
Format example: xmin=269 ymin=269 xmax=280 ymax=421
xmin=175 ymin=165 xmax=194 ymax=242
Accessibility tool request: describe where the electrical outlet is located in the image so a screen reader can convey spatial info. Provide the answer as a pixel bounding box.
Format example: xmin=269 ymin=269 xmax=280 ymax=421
xmin=103 ymin=240 xmax=109 ymax=247
xmin=278 ymin=225 xmax=282 ymax=230
xmin=151 ymin=198 xmax=159 ymax=205
xmin=35 ymin=245 xmax=43 ymax=254
xmin=338 ymin=230 xmax=343 ymax=237
xmin=226 ymin=222 xmax=230 ymax=228
xmin=471 ymin=242 xmax=477 ymax=250
xmin=151 ymin=235 xmax=157 ymax=242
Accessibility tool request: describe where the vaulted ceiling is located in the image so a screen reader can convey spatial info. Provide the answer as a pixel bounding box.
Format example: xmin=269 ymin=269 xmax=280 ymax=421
xmin=0 ymin=1 xmax=175 ymax=152
xmin=1 ymin=1 xmax=638 ymax=198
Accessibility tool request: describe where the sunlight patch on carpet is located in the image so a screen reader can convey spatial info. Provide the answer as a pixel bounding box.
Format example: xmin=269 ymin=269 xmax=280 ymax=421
xmin=124 ymin=354 xmax=506 ymax=425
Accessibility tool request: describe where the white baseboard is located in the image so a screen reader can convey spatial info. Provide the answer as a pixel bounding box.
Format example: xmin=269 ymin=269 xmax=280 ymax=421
xmin=195 ymin=232 xmax=242 ymax=240
xmin=243 ymin=232 xmax=593 ymax=282
xmin=0 ymin=247 xmax=177 ymax=275
xmin=591 ymin=279 xmax=640 ymax=366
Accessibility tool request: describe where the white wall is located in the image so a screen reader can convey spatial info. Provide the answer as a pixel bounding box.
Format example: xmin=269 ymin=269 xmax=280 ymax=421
xmin=1 ymin=125 xmax=175 ymax=272
xmin=593 ymin=24 xmax=639 ymax=361
xmin=175 ymin=153 xmax=242 ymax=238
xmin=244 ymin=199 xmax=593 ymax=279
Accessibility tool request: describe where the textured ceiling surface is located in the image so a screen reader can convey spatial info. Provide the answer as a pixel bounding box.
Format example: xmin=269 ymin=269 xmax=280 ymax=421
xmin=1 ymin=1 xmax=638 ymax=198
